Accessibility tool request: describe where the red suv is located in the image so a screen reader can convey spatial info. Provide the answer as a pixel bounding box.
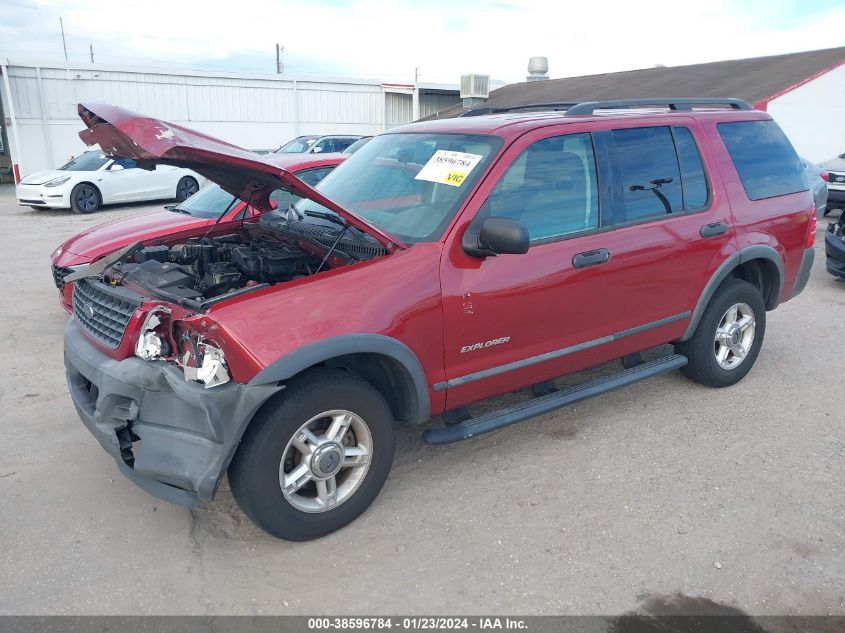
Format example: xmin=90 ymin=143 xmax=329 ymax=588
xmin=63 ymin=100 xmax=815 ymax=541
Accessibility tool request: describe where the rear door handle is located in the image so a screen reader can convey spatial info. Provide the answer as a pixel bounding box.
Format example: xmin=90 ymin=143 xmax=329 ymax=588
xmin=572 ymin=248 xmax=610 ymax=269
xmin=700 ymin=221 xmax=729 ymax=238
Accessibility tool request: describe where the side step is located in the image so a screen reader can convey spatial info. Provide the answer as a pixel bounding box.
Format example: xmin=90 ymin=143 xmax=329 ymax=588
xmin=422 ymin=354 xmax=687 ymax=445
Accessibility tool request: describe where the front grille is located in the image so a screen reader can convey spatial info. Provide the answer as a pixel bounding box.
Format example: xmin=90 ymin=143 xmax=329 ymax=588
xmin=72 ymin=279 xmax=141 ymax=348
xmin=51 ymin=264 xmax=72 ymax=290
xmin=20 ymin=199 xmax=46 ymax=205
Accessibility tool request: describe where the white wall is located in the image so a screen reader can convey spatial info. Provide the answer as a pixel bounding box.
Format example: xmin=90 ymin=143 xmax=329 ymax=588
xmin=768 ymin=63 xmax=845 ymax=164
xmin=0 ymin=63 xmax=396 ymax=177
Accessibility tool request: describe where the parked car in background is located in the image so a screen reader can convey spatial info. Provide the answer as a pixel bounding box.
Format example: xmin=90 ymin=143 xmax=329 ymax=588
xmin=801 ymin=157 xmax=830 ymax=218
xmin=275 ymin=135 xmax=363 ymax=155
xmin=16 ymin=151 xmax=205 ymax=213
xmin=825 ymin=217 xmax=845 ymax=279
xmin=820 ymin=153 xmax=845 ymax=213
xmin=342 ymin=136 xmax=373 ymax=154
xmin=50 ymin=153 xmax=344 ymax=312
xmin=62 ymin=99 xmax=815 ymax=541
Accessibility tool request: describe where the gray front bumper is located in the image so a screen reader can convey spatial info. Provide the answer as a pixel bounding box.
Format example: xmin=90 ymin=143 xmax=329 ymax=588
xmin=64 ymin=319 xmax=281 ymax=506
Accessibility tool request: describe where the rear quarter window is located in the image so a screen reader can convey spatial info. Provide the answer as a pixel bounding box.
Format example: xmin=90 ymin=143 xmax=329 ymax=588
xmin=718 ymin=120 xmax=807 ymax=201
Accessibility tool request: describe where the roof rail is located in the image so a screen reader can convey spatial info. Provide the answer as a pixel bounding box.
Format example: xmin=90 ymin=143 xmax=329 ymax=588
xmin=564 ymin=98 xmax=753 ymax=115
xmin=460 ymin=102 xmax=578 ymax=117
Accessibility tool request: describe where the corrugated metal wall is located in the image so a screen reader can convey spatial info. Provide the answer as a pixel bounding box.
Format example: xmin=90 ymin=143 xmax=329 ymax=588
xmin=0 ymin=64 xmax=397 ymax=176
xmin=384 ymin=92 xmax=412 ymax=129
xmin=419 ymin=92 xmax=461 ymax=119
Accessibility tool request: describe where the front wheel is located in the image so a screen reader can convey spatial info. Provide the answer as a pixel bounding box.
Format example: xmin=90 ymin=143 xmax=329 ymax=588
xmin=675 ymin=278 xmax=766 ymax=388
xmin=175 ymin=176 xmax=199 ymax=202
xmin=228 ymin=368 xmax=395 ymax=541
xmin=70 ymin=183 xmax=100 ymax=214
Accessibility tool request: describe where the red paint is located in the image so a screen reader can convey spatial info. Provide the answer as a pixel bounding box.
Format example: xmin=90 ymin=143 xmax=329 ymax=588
xmin=753 ymin=58 xmax=845 ymax=111
xmin=12 ymin=163 xmax=20 ymax=185
xmin=67 ymin=103 xmax=814 ymax=420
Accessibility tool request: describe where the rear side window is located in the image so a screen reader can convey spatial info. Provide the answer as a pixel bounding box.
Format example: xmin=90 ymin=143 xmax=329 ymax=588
xmin=718 ymin=120 xmax=807 ymax=200
xmin=483 ymin=132 xmax=600 ymax=242
xmin=610 ymin=126 xmax=683 ymax=221
xmin=672 ymin=127 xmax=708 ymax=210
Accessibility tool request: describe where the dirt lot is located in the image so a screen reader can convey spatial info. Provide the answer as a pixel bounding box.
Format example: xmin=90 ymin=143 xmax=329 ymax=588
xmin=0 ymin=183 xmax=843 ymax=616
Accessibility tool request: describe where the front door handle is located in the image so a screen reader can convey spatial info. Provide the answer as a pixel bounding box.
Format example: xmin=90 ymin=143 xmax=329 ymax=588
xmin=572 ymin=248 xmax=610 ymax=269
xmin=700 ymin=221 xmax=729 ymax=238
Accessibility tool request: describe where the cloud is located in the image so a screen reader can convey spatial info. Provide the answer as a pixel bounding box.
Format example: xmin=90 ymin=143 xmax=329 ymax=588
xmin=2 ymin=0 xmax=844 ymax=84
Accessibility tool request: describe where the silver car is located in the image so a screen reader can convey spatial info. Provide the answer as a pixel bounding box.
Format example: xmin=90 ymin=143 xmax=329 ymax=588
xmin=820 ymin=153 xmax=845 ymax=214
xmin=801 ymin=157 xmax=830 ymax=218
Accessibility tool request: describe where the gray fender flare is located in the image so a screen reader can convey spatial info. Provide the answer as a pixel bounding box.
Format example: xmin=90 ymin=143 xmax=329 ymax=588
xmin=248 ymin=334 xmax=431 ymax=424
xmin=680 ymin=245 xmax=784 ymax=341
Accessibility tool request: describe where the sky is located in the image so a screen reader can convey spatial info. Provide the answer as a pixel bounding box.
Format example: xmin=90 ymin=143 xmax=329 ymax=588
xmin=2 ymin=0 xmax=844 ymax=84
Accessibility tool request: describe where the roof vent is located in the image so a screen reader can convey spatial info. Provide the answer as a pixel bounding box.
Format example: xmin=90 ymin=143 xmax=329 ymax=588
xmin=527 ymin=57 xmax=549 ymax=81
xmin=460 ymin=74 xmax=490 ymax=107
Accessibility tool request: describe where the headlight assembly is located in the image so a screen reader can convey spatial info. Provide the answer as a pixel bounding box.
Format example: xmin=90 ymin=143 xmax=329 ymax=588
xmin=179 ymin=332 xmax=230 ymax=388
xmin=44 ymin=176 xmax=72 ymax=187
xmin=135 ymin=307 xmax=171 ymax=361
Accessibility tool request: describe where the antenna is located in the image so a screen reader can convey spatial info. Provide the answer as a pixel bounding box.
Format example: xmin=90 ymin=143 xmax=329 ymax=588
xmin=59 ymin=18 xmax=68 ymax=64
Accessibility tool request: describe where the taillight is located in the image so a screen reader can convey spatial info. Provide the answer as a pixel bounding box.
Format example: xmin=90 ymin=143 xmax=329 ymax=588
xmin=820 ymin=171 xmax=829 ymax=182
xmin=806 ymin=209 xmax=817 ymax=248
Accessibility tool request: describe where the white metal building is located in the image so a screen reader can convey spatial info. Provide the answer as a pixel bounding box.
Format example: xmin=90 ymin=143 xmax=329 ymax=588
xmin=0 ymin=60 xmax=460 ymax=180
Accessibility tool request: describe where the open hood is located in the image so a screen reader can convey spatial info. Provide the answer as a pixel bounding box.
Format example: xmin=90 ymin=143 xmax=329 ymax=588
xmin=77 ymin=103 xmax=404 ymax=252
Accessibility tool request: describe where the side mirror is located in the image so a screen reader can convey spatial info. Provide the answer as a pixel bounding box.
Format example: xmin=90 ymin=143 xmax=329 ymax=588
xmin=109 ymin=163 xmax=124 ymax=171
xmin=268 ymin=199 xmax=279 ymax=210
xmin=311 ymin=146 xmax=324 ymax=154
xmin=462 ymin=217 xmax=529 ymax=258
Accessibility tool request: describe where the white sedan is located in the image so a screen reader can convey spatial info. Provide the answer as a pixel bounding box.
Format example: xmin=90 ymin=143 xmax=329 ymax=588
xmin=16 ymin=151 xmax=204 ymax=213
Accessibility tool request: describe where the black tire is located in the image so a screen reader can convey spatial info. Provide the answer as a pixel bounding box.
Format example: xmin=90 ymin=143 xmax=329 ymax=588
xmin=175 ymin=176 xmax=199 ymax=202
xmin=228 ymin=368 xmax=395 ymax=541
xmin=70 ymin=183 xmax=101 ymax=214
xmin=675 ymin=278 xmax=766 ymax=388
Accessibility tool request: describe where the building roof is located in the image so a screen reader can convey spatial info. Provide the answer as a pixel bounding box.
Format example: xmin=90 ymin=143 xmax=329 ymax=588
xmin=429 ymin=46 xmax=845 ymax=119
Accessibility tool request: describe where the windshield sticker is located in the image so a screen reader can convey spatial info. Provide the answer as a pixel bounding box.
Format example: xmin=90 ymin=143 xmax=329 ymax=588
xmin=414 ymin=150 xmax=483 ymax=187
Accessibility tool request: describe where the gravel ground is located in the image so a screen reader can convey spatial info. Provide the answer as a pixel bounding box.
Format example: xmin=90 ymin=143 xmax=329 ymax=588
xmin=0 ymin=184 xmax=843 ymax=616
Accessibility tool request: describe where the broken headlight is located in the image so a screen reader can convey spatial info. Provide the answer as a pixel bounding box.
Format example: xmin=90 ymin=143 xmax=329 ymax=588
xmin=179 ymin=332 xmax=230 ymax=389
xmin=135 ymin=307 xmax=171 ymax=361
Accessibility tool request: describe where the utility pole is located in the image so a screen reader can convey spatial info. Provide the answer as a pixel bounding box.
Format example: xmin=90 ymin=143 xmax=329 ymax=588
xmin=59 ymin=18 xmax=68 ymax=64
xmin=276 ymin=44 xmax=284 ymax=74
xmin=90 ymin=43 xmax=94 ymax=64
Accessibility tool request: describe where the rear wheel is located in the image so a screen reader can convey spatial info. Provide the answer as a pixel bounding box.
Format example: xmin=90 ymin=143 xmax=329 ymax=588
xmin=175 ymin=176 xmax=199 ymax=202
xmin=228 ymin=368 xmax=395 ymax=541
xmin=675 ymin=278 xmax=766 ymax=388
xmin=70 ymin=183 xmax=100 ymax=214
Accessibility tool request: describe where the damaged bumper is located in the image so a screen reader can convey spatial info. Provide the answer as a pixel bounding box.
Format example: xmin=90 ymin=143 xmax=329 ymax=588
xmin=64 ymin=319 xmax=281 ymax=506
xmin=825 ymin=222 xmax=845 ymax=278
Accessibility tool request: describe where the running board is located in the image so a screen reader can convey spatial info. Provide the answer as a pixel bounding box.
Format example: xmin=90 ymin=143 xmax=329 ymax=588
xmin=422 ymin=354 xmax=688 ymax=445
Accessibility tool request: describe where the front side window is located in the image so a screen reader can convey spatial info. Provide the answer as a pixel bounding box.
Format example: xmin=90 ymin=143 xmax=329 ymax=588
xmin=482 ymin=133 xmax=600 ymax=242
xmin=718 ymin=120 xmax=807 ymax=200
xmin=112 ymin=158 xmax=138 ymax=169
xmin=610 ymin=126 xmax=683 ymax=222
xmin=296 ymin=133 xmax=502 ymax=242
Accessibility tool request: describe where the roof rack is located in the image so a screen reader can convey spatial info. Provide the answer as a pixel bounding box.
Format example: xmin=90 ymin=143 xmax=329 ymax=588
xmin=565 ymin=98 xmax=753 ymax=115
xmin=460 ymin=102 xmax=578 ymax=117
xmin=460 ymin=98 xmax=753 ymax=118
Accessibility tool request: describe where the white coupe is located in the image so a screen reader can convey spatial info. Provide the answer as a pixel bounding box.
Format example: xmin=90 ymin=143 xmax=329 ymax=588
xmin=16 ymin=151 xmax=204 ymax=213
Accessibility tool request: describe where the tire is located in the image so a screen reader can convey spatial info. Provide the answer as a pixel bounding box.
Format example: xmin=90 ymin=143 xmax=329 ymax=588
xmin=70 ymin=183 xmax=101 ymax=214
xmin=228 ymin=368 xmax=395 ymax=541
xmin=175 ymin=176 xmax=199 ymax=202
xmin=675 ymin=278 xmax=766 ymax=388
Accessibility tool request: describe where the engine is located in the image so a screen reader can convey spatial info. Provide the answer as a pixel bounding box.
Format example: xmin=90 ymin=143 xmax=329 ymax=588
xmin=112 ymin=234 xmax=324 ymax=304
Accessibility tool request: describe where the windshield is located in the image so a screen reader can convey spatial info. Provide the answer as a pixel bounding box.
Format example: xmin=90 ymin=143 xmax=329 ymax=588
xmin=59 ymin=152 xmax=110 ymax=172
xmin=296 ymin=133 xmax=501 ymax=242
xmin=174 ymin=183 xmax=239 ymax=218
xmin=276 ymin=136 xmax=320 ymax=154
xmin=343 ymin=137 xmax=371 ymax=154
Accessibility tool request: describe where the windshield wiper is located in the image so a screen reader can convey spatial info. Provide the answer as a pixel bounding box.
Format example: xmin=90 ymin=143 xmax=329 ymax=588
xmin=304 ymin=209 xmax=345 ymax=227
xmin=166 ymin=205 xmax=191 ymax=214
xmin=287 ymin=202 xmax=304 ymax=221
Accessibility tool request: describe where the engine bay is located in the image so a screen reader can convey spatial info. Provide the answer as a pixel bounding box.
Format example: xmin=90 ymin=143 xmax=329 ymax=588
xmin=109 ymin=233 xmax=327 ymax=305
